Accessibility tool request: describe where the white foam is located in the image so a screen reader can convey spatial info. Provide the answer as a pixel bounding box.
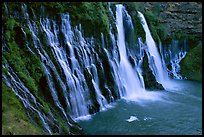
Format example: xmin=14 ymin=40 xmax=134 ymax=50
xmin=143 ymin=117 xmax=152 ymax=121
xmin=124 ymin=90 xmax=165 ymax=103
xmin=126 ymin=116 xmax=139 ymax=122
xmin=74 ymin=114 xmax=92 ymax=122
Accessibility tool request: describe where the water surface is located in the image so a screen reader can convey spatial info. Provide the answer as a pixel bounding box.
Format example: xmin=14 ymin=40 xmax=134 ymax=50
xmin=77 ymin=79 xmax=202 ymax=135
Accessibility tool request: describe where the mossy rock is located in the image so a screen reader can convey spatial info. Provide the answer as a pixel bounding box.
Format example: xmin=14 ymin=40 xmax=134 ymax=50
xmin=180 ymin=44 xmax=202 ymax=82
xmin=142 ymin=51 xmax=164 ymax=90
xmin=83 ymin=68 xmax=100 ymax=113
xmin=2 ymin=82 xmax=46 ymax=135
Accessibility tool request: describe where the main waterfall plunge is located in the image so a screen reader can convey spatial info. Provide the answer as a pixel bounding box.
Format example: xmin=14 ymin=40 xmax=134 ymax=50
xmin=137 ymin=11 xmax=170 ymax=89
xmin=2 ymin=3 xmax=188 ymax=134
xmin=116 ymin=5 xmax=145 ymax=100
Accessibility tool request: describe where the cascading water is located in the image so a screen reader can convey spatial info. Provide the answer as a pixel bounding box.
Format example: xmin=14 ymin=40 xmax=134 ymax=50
xmin=39 ymin=13 xmax=113 ymax=120
xmin=115 ymin=5 xmax=163 ymax=101
xmin=2 ymin=64 xmax=52 ymax=134
xmin=137 ymin=38 xmax=146 ymax=89
xmin=169 ymin=51 xmax=187 ymax=79
xmin=116 ymin=5 xmax=145 ymax=100
xmin=3 ymin=3 xmax=192 ymax=135
xmin=138 ymin=11 xmax=170 ymax=89
xmin=164 ymin=39 xmax=187 ymax=79
xmin=40 ymin=14 xmax=91 ymax=119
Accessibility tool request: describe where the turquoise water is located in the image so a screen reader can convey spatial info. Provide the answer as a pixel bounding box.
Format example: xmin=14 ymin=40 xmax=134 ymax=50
xmin=77 ymin=79 xmax=202 ymax=135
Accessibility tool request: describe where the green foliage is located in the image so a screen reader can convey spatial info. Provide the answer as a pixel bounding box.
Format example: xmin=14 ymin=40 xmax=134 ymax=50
xmin=180 ymin=44 xmax=202 ymax=81
xmin=4 ymin=18 xmax=18 ymax=42
xmin=156 ymin=24 xmax=168 ymax=43
xmin=38 ymin=98 xmax=50 ymax=115
xmin=6 ymin=18 xmax=19 ymax=30
xmin=188 ymin=34 xmax=199 ymax=50
xmin=2 ymin=82 xmax=46 ymax=135
xmin=24 ymin=27 xmax=32 ymax=39
xmin=67 ymin=2 xmax=110 ymax=38
xmin=144 ymin=11 xmax=158 ymax=26
xmin=3 ymin=14 xmax=44 ymax=95
xmin=174 ymin=30 xmax=187 ymax=40
xmin=18 ymin=72 xmax=38 ymax=92
xmin=21 ymin=50 xmax=44 ymax=84
xmin=25 ymin=2 xmax=111 ymax=39
xmin=6 ymin=41 xmax=26 ymax=73
xmin=2 ymin=68 xmax=8 ymax=74
xmin=57 ymin=117 xmax=70 ymax=134
xmin=5 ymin=31 xmax=11 ymax=41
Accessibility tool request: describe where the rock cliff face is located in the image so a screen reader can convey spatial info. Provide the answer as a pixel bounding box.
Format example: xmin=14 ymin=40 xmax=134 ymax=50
xmin=142 ymin=2 xmax=202 ymax=40
xmin=139 ymin=2 xmax=202 ymax=82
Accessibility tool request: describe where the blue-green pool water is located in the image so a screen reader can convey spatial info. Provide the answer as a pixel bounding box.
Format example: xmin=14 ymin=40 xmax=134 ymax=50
xmin=77 ymin=79 xmax=202 ymax=135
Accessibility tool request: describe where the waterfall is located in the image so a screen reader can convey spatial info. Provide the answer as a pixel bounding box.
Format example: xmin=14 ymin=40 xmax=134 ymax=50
xmin=3 ymin=3 xmax=190 ymax=135
xmin=2 ymin=63 xmax=53 ymax=134
xmin=169 ymin=51 xmax=187 ymax=79
xmin=38 ymin=13 xmax=112 ymax=120
xmin=138 ymin=11 xmax=170 ymax=88
xmin=116 ymin=5 xmax=145 ymax=100
xmin=137 ymin=38 xmax=146 ymax=89
xmin=165 ymin=39 xmax=187 ymax=79
xmin=40 ymin=14 xmax=91 ymax=119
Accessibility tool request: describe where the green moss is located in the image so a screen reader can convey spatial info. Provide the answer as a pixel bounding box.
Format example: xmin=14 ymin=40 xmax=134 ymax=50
xmin=5 ymin=31 xmax=11 ymax=41
xmin=2 ymin=2 xmax=92 ymax=135
xmin=156 ymin=24 xmax=168 ymax=43
xmin=3 ymin=15 xmax=44 ymax=96
xmin=4 ymin=41 xmax=38 ymax=94
xmin=64 ymin=2 xmax=110 ymax=39
xmin=180 ymin=44 xmax=202 ymax=81
xmin=174 ymin=31 xmax=187 ymax=40
xmin=18 ymin=72 xmax=38 ymax=92
xmin=2 ymin=51 xmax=10 ymax=63
xmin=6 ymin=41 xmax=25 ymax=73
xmin=20 ymin=50 xmax=44 ymax=84
xmin=6 ymin=18 xmax=19 ymax=30
xmin=188 ymin=34 xmax=199 ymax=50
xmin=2 ymin=82 xmax=46 ymax=135
xmin=24 ymin=27 xmax=32 ymax=39
xmin=57 ymin=117 xmax=70 ymax=134
xmin=2 ymin=55 xmax=7 ymax=65
xmin=2 ymin=68 xmax=8 ymax=74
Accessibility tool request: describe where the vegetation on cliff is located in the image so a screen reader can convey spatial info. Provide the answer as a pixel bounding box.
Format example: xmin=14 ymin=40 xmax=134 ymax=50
xmin=2 ymin=2 xmax=202 ymax=135
xmin=180 ymin=43 xmax=202 ymax=82
xmin=2 ymin=2 xmax=86 ymax=135
xmin=2 ymin=83 xmax=46 ymax=135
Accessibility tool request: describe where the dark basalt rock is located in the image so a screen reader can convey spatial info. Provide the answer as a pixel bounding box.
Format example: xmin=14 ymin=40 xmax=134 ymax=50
xmin=83 ymin=68 xmax=100 ymax=113
xmin=142 ymin=2 xmax=202 ymax=40
xmin=128 ymin=55 xmax=136 ymax=67
xmin=142 ymin=51 xmax=164 ymax=90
